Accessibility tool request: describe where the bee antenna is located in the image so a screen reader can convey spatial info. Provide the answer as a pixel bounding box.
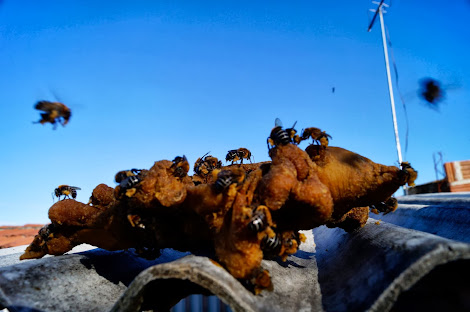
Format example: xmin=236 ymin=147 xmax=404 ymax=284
xmin=291 ymin=121 xmax=297 ymax=129
xmin=202 ymin=151 xmax=210 ymax=159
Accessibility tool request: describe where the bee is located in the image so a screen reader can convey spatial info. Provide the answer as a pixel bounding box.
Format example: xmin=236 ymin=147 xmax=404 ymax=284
xmin=261 ymin=234 xmax=281 ymax=254
xmin=267 ymin=118 xmax=297 ymax=150
xmin=213 ymin=169 xmax=245 ymax=193
xmin=226 ymin=148 xmax=253 ymax=165
xmin=171 ymin=155 xmax=190 ymax=178
xmin=194 ymin=152 xmax=222 ymax=177
xmin=300 ymin=127 xmax=332 ymax=147
xmin=115 ymin=169 xmax=142 ymax=183
xmin=248 ymin=208 xmax=267 ymax=233
xmin=418 ymin=78 xmax=445 ymax=110
xmin=34 ymin=101 xmax=71 ymax=129
xmin=370 ymin=197 xmax=398 ymax=215
xmin=399 ymin=161 xmax=418 ymax=187
xmin=119 ymin=175 xmax=142 ymax=194
xmin=54 ymin=185 xmax=81 ymax=200
xmin=38 ymin=223 xmax=55 ymax=241
xmin=285 ymin=121 xmax=301 ymax=145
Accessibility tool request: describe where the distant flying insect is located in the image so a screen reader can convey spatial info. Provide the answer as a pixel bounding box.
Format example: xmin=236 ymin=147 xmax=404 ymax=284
xmin=418 ymin=78 xmax=445 ymax=110
xmin=171 ymin=155 xmax=190 ymax=178
xmin=34 ymin=101 xmax=71 ymax=129
xmin=225 ymin=148 xmax=253 ymax=165
xmin=54 ymin=185 xmax=81 ymax=201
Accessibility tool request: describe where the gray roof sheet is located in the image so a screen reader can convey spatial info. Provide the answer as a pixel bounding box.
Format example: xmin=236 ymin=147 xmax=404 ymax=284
xmin=1 ymin=193 xmax=469 ymax=312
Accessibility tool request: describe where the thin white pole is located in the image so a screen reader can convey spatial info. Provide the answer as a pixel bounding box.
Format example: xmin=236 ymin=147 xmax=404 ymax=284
xmin=378 ymin=6 xmax=403 ymax=165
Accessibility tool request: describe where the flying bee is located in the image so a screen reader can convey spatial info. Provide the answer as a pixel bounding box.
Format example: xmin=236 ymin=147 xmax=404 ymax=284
xmin=226 ymin=148 xmax=253 ymax=165
xmin=248 ymin=208 xmax=267 ymax=233
xmin=34 ymin=101 xmax=71 ymax=129
xmin=54 ymin=185 xmax=81 ymax=200
xmin=194 ymin=152 xmax=222 ymax=177
xmin=418 ymin=78 xmax=446 ymax=111
xmin=300 ymin=127 xmax=332 ymax=147
xmin=213 ymin=169 xmax=245 ymax=193
xmin=267 ymin=118 xmax=297 ymax=151
xmin=115 ymin=169 xmax=142 ymax=183
xmin=171 ymin=155 xmax=190 ymax=178
xmin=261 ymin=234 xmax=281 ymax=255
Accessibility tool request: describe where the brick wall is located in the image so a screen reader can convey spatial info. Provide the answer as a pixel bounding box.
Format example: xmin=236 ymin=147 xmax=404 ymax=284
xmin=0 ymin=225 xmax=43 ymax=248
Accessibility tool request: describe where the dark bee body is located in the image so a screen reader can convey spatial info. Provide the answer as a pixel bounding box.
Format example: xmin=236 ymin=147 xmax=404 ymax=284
xmin=248 ymin=210 xmax=267 ymax=232
xmin=171 ymin=155 xmax=190 ymax=178
xmin=120 ymin=175 xmax=141 ymax=191
xmin=370 ymin=197 xmax=398 ymax=215
xmin=34 ymin=101 xmax=71 ymax=129
xmin=54 ymin=185 xmax=81 ymax=200
xmin=194 ymin=152 xmax=222 ymax=177
xmin=115 ymin=169 xmax=142 ymax=183
xmin=285 ymin=121 xmax=301 ymax=144
xmin=261 ymin=234 xmax=281 ymax=254
xmin=226 ymin=148 xmax=252 ymax=165
xmin=301 ymin=127 xmax=332 ymax=146
xmin=267 ymin=118 xmax=298 ymax=151
xmin=419 ymin=78 xmax=445 ymax=107
xmin=269 ymin=126 xmax=290 ymax=146
xmin=399 ymin=162 xmax=418 ymax=187
xmin=213 ymin=169 xmax=245 ymax=193
xmin=214 ymin=174 xmax=234 ymax=192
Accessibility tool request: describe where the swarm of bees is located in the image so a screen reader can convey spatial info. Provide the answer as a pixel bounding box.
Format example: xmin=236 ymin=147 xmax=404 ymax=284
xmin=54 ymin=185 xmax=81 ymax=201
xmin=34 ymin=101 xmax=71 ymax=129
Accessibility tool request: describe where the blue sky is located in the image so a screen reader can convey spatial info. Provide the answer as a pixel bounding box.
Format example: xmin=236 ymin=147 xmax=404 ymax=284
xmin=1 ymin=1 xmax=469 ymax=225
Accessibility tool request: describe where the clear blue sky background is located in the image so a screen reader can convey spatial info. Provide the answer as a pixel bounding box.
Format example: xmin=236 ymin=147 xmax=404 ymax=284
xmin=1 ymin=1 xmax=469 ymax=225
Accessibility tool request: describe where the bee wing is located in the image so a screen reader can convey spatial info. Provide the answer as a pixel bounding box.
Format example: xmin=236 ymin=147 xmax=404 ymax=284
xmin=274 ymin=118 xmax=283 ymax=128
xmin=34 ymin=101 xmax=58 ymax=112
xmin=70 ymin=186 xmax=81 ymax=190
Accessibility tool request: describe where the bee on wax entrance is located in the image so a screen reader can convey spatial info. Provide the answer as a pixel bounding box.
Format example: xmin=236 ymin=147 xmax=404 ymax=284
xmin=300 ymin=127 xmax=332 ymax=147
xmin=171 ymin=155 xmax=190 ymax=178
xmin=54 ymin=185 xmax=81 ymax=201
xmin=194 ymin=152 xmax=222 ymax=177
xmin=225 ymin=148 xmax=253 ymax=165
xmin=267 ymin=118 xmax=299 ymax=151
xmin=248 ymin=206 xmax=269 ymax=233
xmin=114 ymin=168 xmax=145 ymax=197
xmin=261 ymin=234 xmax=282 ymax=255
xmin=213 ymin=169 xmax=245 ymax=193
xmin=114 ymin=169 xmax=143 ymax=184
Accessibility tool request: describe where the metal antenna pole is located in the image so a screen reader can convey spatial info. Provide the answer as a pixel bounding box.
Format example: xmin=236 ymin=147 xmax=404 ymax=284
xmin=369 ymin=1 xmax=403 ymax=166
